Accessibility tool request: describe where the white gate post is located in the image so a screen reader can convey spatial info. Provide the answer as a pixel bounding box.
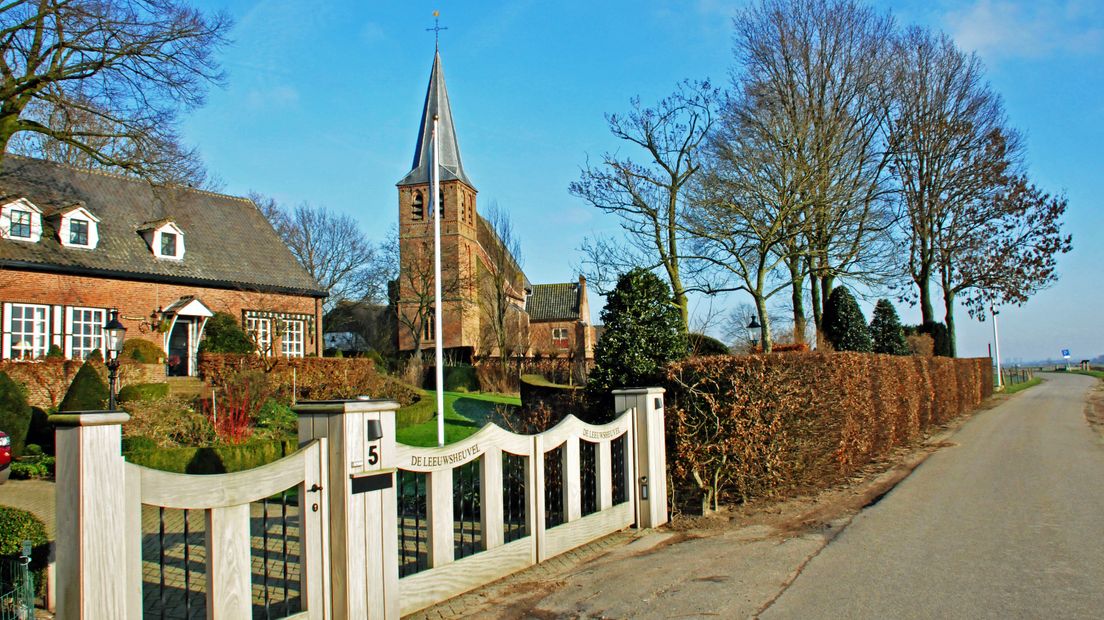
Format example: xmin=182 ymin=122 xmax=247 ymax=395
xmin=296 ymin=399 xmax=400 ymax=620
xmin=612 ymin=388 xmax=668 ymax=529
xmin=50 ymin=410 xmax=130 ymax=619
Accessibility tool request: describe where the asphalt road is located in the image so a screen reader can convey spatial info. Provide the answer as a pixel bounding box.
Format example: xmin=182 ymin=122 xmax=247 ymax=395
xmin=763 ymin=373 xmax=1104 ymax=619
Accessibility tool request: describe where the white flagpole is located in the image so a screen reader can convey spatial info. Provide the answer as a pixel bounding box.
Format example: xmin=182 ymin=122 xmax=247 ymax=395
xmin=991 ymin=305 xmax=1003 ymax=389
xmin=432 ymin=114 xmax=446 ymax=447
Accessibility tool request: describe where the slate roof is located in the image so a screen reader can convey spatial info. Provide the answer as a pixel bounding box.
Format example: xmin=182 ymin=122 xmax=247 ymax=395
xmin=396 ymin=51 xmax=475 ymax=189
xmin=526 ymin=282 xmax=580 ymax=322
xmin=0 ymin=156 xmax=326 ymax=297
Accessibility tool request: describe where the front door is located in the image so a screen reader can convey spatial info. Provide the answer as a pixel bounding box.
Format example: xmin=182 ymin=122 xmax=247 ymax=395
xmin=167 ymin=319 xmax=192 ymax=376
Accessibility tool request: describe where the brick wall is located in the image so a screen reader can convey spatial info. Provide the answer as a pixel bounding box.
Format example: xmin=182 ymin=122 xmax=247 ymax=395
xmin=0 ymin=268 xmax=323 ymax=359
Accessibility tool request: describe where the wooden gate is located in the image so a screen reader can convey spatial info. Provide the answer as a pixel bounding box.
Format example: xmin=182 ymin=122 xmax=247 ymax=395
xmin=122 ymin=440 xmax=330 ymax=618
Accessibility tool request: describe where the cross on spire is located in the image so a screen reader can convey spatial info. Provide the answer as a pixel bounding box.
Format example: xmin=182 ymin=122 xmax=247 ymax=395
xmin=426 ymin=10 xmax=448 ymax=50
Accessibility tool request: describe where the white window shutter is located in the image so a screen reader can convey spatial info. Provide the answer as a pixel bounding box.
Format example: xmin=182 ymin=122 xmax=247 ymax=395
xmin=2 ymin=303 xmax=11 ymax=359
xmin=64 ymin=307 xmax=74 ymax=359
xmin=53 ymin=305 xmax=63 ymax=349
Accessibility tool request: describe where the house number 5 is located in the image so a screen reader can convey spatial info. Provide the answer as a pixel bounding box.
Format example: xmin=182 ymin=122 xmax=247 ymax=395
xmin=367 ymin=445 xmax=380 ymax=466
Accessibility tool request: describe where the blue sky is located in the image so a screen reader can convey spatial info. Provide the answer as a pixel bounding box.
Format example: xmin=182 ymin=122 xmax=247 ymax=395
xmin=184 ymin=1 xmax=1103 ymax=363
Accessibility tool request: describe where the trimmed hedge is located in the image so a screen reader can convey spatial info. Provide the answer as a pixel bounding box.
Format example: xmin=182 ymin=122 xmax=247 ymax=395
xmin=0 ymin=371 xmax=32 ymax=457
xmin=424 ymin=365 xmax=480 ymax=392
xmin=519 ymin=374 xmax=589 ymax=423
xmin=664 ymin=352 xmax=992 ymax=513
xmin=117 ymin=382 xmax=170 ymax=403
xmin=0 ymin=507 xmax=49 ymax=597
xmin=58 ymin=361 xmax=108 ymax=411
xmin=199 ymin=354 xmax=420 ymax=405
xmin=124 ymin=439 xmax=299 ymax=474
xmin=123 ymin=338 xmax=166 ymax=363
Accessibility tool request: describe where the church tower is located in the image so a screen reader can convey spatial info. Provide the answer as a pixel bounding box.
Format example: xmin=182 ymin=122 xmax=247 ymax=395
xmin=396 ymin=51 xmax=482 ymax=359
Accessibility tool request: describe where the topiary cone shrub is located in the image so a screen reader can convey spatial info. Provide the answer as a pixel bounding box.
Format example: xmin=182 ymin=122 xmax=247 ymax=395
xmin=823 ymin=286 xmax=873 ymax=352
xmin=58 ymin=360 xmax=109 ymax=411
xmin=869 ymin=299 xmax=910 ymax=355
xmin=0 ymin=371 xmax=32 ymax=457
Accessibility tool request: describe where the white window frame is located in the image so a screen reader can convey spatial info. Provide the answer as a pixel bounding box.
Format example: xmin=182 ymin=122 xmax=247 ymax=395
xmin=552 ymin=327 xmax=570 ymax=349
xmin=67 ymin=307 xmax=105 ymax=360
xmin=246 ymin=316 xmax=272 ymax=354
xmin=4 ymin=303 xmax=50 ymax=360
xmin=58 ymin=206 xmax=101 ymax=249
xmin=281 ymin=319 xmax=305 ymax=358
xmin=144 ymin=221 xmax=186 ymax=260
xmin=1 ymin=198 xmax=43 ymax=243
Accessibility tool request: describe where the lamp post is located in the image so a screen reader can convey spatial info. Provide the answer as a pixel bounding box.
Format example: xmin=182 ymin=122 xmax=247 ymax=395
xmin=104 ymin=308 xmax=127 ymax=410
xmin=746 ymin=316 xmax=762 ymax=351
xmin=991 ymin=305 xmax=1002 ymax=390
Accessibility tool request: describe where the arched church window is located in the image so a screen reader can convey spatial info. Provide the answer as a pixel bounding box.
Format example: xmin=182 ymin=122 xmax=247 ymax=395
xmin=412 ymin=191 xmax=424 ymax=220
xmin=438 ymin=190 xmax=445 ymax=219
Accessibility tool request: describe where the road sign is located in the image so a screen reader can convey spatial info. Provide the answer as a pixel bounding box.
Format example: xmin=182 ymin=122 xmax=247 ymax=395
xmin=1062 ymin=349 xmax=1071 ymax=358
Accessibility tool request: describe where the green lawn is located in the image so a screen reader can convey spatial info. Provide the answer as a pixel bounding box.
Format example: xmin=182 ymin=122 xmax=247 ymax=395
xmin=396 ymin=390 xmax=520 ymax=447
xmin=1073 ymin=369 xmax=1104 ymax=380
xmin=1003 ymin=377 xmax=1043 ymax=394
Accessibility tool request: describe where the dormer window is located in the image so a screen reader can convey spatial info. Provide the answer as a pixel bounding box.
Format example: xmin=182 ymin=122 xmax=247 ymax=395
xmin=161 ymin=232 xmax=178 ymax=257
xmin=11 ymin=210 xmax=31 ymax=238
xmin=1 ymin=198 xmax=44 ymax=242
xmin=139 ymin=219 xmax=186 ymax=260
xmin=57 ymin=205 xmax=100 ymax=249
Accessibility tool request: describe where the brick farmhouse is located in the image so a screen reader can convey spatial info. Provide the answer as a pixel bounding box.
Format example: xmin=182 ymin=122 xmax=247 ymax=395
xmin=0 ymin=156 xmax=326 ymax=377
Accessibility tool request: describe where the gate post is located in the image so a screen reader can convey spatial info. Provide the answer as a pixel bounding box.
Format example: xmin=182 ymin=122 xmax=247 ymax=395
xmin=296 ymin=399 xmax=400 ymax=620
xmin=50 ymin=410 xmax=130 ymax=619
xmin=612 ymin=388 xmax=668 ymax=529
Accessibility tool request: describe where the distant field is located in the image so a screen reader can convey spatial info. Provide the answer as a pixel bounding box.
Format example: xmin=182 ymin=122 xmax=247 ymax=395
xmin=396 ymin=390 xmax=521 ymax=447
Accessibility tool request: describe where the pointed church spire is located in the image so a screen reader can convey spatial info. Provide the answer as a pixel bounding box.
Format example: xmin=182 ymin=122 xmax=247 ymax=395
xmin=397 ymin=51 xmax=474 ymax=189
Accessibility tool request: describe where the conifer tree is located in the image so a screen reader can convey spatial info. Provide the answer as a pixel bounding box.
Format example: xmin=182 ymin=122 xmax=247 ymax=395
xmin=0 ymin=372 xmax=32 ymax=457
xmin=822 ymin=286 xmax=873 ymax=352
xmin=869 ymin=299 xmax=910 ymax=355
xmin=587 ymin=269 xmax=687 ymax=399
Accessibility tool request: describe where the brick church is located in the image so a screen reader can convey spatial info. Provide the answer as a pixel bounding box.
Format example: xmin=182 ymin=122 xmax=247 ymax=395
xmin=395 ymin=51 xmax=596 ymax=363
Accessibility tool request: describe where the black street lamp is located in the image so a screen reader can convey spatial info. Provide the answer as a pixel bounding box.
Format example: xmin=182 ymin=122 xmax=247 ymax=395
xmin=104 ymin=308 xmax=127 ymax=410
xmin=746 ymin=316 xmax=762 ymax=350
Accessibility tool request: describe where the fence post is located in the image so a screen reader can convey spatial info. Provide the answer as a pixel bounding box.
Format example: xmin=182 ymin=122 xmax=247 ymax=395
xmin=295 ymin=399 xmax=400 ymax=620
xmin=50 ymin=410 xmax=130 ymax=619
xmin=612 ymin=387 xmax=668 ymax=529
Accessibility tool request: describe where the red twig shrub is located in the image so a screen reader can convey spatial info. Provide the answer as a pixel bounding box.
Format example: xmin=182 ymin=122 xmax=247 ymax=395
xmin=199 ymin=354 xmax=420 ymax=405
xmin=664 ymin=353 xmax=993 ymax=513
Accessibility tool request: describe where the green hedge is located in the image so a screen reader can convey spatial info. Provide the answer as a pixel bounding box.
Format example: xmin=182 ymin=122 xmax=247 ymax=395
xmin=0 ymin=507 xmax=49 ymax=597
xmin=123 ymin=338 xmax=166 ymax=363
xmin=117 ymin=382 xmax=170 ymax=403
xmin=124 ymin=439 xmax=299 ymax=474
xmin=424 ymin=365 xmax=480 ymax=392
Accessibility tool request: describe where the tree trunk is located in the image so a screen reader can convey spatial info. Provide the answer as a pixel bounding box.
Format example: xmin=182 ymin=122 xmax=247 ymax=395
xmin=755 ymin=295 xmax=773 ymax=353
xmin=943 ymin=288 xmax=957 ymax=358
xmin=917 ymin=262 xmax=935 ymax=325
xmin=809 ymin=267 xmax=822 ymax=342
xmin=788 ymin=257 xmax=806 ymax=344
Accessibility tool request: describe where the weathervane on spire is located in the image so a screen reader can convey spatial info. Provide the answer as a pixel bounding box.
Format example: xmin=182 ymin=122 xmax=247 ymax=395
xmin=426 ymin=10 xmax=447 ymax=50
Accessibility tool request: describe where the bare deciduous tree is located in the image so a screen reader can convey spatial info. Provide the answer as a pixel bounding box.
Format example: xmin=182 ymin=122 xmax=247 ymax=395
xmin=255 ymin=196 xmax=385 ymax=312
xmin=477 ymin=202 xmax=529 ymax=368
xmin=887 ymin=26 xmax=1018 ymax=331
xmin=0 ymin=0 xmax=230 ymax=182
xmin=570 ymin=80 xmax=718 ymax=331
xmin=731 ymin=0 xmax=899 ymax=340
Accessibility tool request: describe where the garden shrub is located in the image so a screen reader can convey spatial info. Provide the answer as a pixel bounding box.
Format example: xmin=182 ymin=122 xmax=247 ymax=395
xmin=205 ymin=370 xmax=271 ymax=444
xmin=823 ymin=286 xmax=873 ymax=352
xmin=664 ymin=353 xmax=992 ymax=513
xmin=424 ymin=365 xmax=479 ymax=392
xmin=123 ymin=439 xmax=298 ymax=474
xmin=122 ymin=396 xmax=215 ymax=448
xmin=45 ymin=344 xmax=63 ymax=359
xmin=117 ymin=382 xmax=170 ymax=403
xmin=199 ymin=354 xmax=421 ymax=405
xmin=122 ymin=338 xmax=166 ymax=363
xmin=58 ymin=361 xmax=108 ymax=411
xmin=0 ymin=371 xmax=32 ymax=457
xmin=869 ymin=299 xmax=910 ymax=355
xmin=587 ymin=268 xmax=687 ymax=405
xmin=198 ymin=312 xmax=255 ymax=354
xmin=0 ymin=507 xmax=49 ymax=597
xmin=906 ymin=322 xmax=952 ymax=357
xmin=255 ymin=399 xmax=297 ymax=439
xmin=688 ymin=333 xmax=730 ymax=356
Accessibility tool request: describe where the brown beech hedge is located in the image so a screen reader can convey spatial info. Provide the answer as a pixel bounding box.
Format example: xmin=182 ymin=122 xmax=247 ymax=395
xmin=664 ymin=353 xmax=993 ymax=513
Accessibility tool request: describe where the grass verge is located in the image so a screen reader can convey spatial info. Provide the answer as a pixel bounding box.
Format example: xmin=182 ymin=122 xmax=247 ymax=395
xmin=1072 ymin=370 xmax=1104 ymax=380
xmin=1003 ymin=377 xmax=1042 ymax=394
xmin=396 ymin=390 xmax=521 ymax=447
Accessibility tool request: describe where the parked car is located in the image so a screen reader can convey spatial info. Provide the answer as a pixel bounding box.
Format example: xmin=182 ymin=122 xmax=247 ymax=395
xmin=0 ymin=431 xmax=10 ymax=484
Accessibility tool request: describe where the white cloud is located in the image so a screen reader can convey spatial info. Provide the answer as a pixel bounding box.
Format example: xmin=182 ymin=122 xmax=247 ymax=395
xmin=944 ymin=0 xmax=1104 ymax=61
xmin=245 ymin=84 xmax=300 ymax=110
